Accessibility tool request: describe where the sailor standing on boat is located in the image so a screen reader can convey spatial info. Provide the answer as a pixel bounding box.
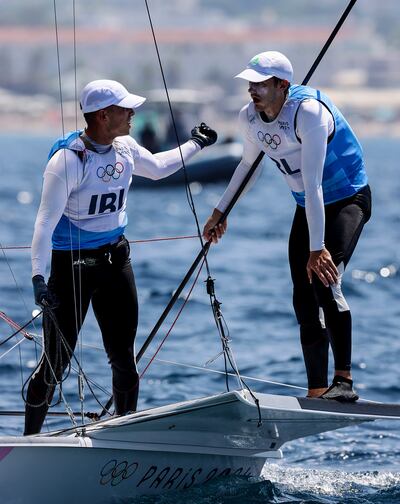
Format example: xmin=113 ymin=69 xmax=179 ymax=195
xmin=203 ymin=52 xmax=371 ymax=402
xmin=25 ymin=79 xmax=217 ymax=435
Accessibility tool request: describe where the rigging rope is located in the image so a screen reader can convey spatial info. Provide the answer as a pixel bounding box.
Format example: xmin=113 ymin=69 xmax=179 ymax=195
xmin=21 ymin=306 xmax=113 ymax=422
xmin=138 ymin=1 xmax=249 ymax=407
xmin=71 ymin=0 xmax=86 ymax=426
xmin=0 ymin=337 xmax=28 ymax=362
xmin=150 ymin=357 xmax=308 ymax=392
xmin=0 ymin=311 xmax=42 ymax=347
xmin=20 ymin=0 xmax=90 ymax=430
xmin=0 ymin=242 xmax=41 ymax=386
xmin=143 ymin=0 xmax=202 ymax=227
xmin=139 ymin=256 xmax=207 ymax=379
xmin=0 ymin=311 xmax=32 ymax=340
xmin=0 ymin=234 xmax=199 ymax=250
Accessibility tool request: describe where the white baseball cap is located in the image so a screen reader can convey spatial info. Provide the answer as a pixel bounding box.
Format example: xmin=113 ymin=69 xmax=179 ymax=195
xmin=235 ymin=51 xmax=293 ymax=83
xmin=80 ymin=79 xmax=146 ymax=113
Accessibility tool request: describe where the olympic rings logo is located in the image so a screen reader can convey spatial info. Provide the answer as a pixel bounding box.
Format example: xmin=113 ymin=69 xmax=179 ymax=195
xmin=257 ymin=131 xmax=281 ymax=150
xmin=100 ymin=459 xmax=139 ymax=486
xmin=96 ymin=162 xmax=125 ymax=182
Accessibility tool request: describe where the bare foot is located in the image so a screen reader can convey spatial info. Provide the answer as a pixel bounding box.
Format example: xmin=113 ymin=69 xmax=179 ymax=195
xmin=306 ymin=387 xmax=328 ymax=398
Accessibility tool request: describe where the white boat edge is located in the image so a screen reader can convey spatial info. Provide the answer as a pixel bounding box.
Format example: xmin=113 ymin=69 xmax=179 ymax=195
xmin=1 ymin=390 xmax=400 ymax=503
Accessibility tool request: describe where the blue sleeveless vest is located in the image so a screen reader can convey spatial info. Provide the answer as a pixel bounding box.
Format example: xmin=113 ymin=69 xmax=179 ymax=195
xmin=289 ymin=85 xmax=367 ymax=206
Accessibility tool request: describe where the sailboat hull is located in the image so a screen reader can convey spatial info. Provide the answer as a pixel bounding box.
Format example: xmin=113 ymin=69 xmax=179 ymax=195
xmin=2 ymin=389 xmax=400 ymax=503
xmin=0 ymin=442 xmax=267 ymax=503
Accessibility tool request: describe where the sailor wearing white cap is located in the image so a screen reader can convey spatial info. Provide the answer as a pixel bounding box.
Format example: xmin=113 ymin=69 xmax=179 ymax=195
xmin=234 ymin=51 xmax=293 ymax=83
xmin=80 ymin=79 xmax=147 ymax=112
xmin=203 ymin=51 xmax=371 ymax=403
xmin=25 ymin=79 xmax=217 ymax=435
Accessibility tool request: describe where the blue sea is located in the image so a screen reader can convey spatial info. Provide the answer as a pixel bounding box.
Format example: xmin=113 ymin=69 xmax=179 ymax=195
xmin=0 ymin=134 xmax=399 ymax=503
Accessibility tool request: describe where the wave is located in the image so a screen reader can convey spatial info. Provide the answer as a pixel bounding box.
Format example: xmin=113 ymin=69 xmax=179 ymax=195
xmin=112 ymin=466 xmax=400 ymax=504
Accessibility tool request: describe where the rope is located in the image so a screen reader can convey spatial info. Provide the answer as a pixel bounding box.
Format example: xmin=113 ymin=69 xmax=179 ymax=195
xmin=52 ymin=0 xmax=87 ymax=427
xmin=21 ymin=307 xmax=113 ymax=423
xmin=0 ymin=311 xmax=32 ymax=340
xmin=0 ymin=235 xmax=199 ymax=251
xmin=0 ymin=311 xmax=42 ymax=347
xmin=29 ymin=335 xmax=308 ymax=392
xmin=0 ymin=244 xmax=40 ymax=351
xmin=141 ymin=0 xmax=244 ymax=399
xmin=0 ymin=337 xmax=28 ymax=361
xmin=144 ymin=357 xmax=308 ymax=392
xmin=52 ymin=1 xmax=65 ymax=136
xmin=142 ymin=0 xmax=219 ymax=280
xmin=121 ymin=0 xmax=247 ymax=397
xmin=139 ymin=256 xmax=206 ymax=379
xmin=97 ymin=252 xmax=208 ymax=418
xmin=71 ymin=0 xmax=86 ymax=426
xmin=0 ymin=316 xmax=307 ymax=393
xmin=143 ymin=0 xmax=202 ymax=228
xmin=27 ymin=331 xmax=112 ymax=399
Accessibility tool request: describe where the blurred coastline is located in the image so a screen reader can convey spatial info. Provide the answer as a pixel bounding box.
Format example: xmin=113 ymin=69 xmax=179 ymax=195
xmin=1 ymin=86 xmax=399 ymax=139
xmin=1 ymin=1 xmax=400 ymax=139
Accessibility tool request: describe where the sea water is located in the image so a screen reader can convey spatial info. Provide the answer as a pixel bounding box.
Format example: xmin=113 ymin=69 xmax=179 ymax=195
xmin=0 ymin=134 xmax=399 ymax=503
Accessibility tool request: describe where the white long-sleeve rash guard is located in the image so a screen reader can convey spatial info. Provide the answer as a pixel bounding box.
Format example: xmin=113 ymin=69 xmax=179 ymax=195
xmin=32 ymin=137 xmax=200 ymax=277
xmin=216 ymin=99 xmax=334 ymax=251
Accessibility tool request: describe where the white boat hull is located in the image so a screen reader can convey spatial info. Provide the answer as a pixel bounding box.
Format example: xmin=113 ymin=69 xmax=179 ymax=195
xmin=0 ymin=441 xmax=267 ymax=503
xmin=1 ymin=389 xmax=400 ymax=503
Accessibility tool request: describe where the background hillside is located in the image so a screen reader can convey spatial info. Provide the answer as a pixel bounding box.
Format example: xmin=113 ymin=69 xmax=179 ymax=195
xmin=0 ymin=1 xmax=399 ymax=136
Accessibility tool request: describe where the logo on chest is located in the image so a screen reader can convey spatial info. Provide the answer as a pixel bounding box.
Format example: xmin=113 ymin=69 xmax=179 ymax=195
xmin=113 ymin=143 xmax=131 ymax=157
xmin=257 ymin=131 xmax=281 ymax=150
xmin=96 ymin=162 xmax=125 ymax=182
xmin=278 ymin=120 xmax=290 ymax=131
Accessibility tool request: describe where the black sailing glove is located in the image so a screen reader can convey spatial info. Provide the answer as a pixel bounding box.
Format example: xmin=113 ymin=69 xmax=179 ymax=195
xmin=190 ymin=122 xmax=218 ymax=149
xmin=32 ymin=275 xmax=51 ymax=308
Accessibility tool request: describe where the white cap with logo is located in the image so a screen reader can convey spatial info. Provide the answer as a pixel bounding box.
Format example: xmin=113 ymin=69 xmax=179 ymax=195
xmin=80 ymin=79 xmax=146 ymax=113
xmin=235 ymin=51 xmax=293 ymax=83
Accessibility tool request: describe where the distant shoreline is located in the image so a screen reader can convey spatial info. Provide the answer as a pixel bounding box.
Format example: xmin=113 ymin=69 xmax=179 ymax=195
xmin=0 ymin=117 xmax=399 ymax=139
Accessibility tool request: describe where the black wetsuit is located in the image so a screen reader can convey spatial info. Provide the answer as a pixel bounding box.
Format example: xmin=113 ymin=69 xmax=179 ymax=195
xmin=289 ymin=185 xmax=371 ymax=389
xmin=24 ymin=237 xmax=139 ymax=435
